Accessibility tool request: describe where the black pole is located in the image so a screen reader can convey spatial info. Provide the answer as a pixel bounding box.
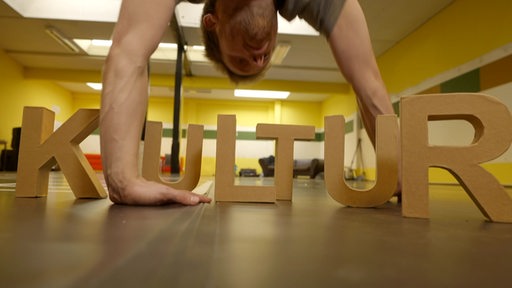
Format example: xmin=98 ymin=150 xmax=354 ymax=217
xmin=141 ymin=63 xmax=150 ymax=141
xmin=170 ymin=44 xmax=184 ymax=176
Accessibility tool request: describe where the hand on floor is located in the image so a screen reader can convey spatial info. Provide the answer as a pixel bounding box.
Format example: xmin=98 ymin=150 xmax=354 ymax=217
xmin=107 ymin=177 xmax=212 ymax=206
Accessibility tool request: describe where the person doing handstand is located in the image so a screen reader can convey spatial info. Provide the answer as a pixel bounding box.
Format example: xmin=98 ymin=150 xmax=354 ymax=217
xmin=100 ymin=0 xmax=396 ymax=205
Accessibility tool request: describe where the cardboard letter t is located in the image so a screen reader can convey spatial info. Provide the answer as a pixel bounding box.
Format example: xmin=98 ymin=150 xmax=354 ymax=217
xmin=257 ymin=123 xmax=315 ymax=200
xmin=215 ymin=115 xmax=276 ymax=202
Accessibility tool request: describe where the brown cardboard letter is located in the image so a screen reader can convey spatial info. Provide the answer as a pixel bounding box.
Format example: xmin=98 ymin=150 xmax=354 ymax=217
xmin=324 ymin=115 xmax=399 ymax=207
xmin=401 ymin=93 xmax=512 ymax=223
xmin=256 ymin=123 xmax=315 ymax=200
xmin=215 ymin=115 xmax=276 ymax=202
xmin=142 ymin=121 xmax=203 ymax=190
xmin=16 ymin=107 xmax=107 ymax=199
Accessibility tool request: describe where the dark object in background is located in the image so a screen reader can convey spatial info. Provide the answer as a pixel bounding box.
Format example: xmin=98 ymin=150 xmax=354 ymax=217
xmin=239 ymin=168 xmax=259 ymax=177
xmin=1 ymin=127 xmax=21 ymax=171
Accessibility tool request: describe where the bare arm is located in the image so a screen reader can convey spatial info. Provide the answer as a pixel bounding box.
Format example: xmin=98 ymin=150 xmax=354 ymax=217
xmin=328 ymin=0 xmax=401 ymax=195
xmin=327 ymin=0 xmax=395 ymax=146
xmin=100 ymin=0 xmax=211 ymax=205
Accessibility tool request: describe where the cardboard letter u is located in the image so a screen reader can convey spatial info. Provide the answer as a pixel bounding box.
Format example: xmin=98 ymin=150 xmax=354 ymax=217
xmin=324 ymin=115 xmax=399 ymax=207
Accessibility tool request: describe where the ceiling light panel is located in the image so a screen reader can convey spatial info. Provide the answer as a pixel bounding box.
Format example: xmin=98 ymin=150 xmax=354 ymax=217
xmin=271 ymin=43 xmax=291 ymax=65
xmin=234 ymin=89 xmax=290 ymax=100
xmin=6 ymin=0 xmax=319 ymax=36
xmin=45 ymin=26 xmax=82 ymax=53
xmin=4 ymin=0 xmax=121 ymax=22
xmin=74 ymin=39 xmax=208 ymax=62
xmin=86 ymin=82 xmax=102 ymax=90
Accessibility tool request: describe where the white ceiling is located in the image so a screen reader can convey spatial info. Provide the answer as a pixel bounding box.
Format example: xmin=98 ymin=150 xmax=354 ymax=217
xmin=0 ymin=0 xmax=455 ymax=101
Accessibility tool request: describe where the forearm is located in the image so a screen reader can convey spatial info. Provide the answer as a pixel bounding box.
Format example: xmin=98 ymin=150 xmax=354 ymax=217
xmin=353 ymin=76 xmax=393 ymax=146
xmin=328 ymin=0 xmax=394 ymax=146
xmin=100 ymin=0 xmax=176 ymax=200
xmin=99 ymin=0 xmax=211 ymax=205
xmin=100 ymin=48 xmax=148 ymax=194
xmin=327 ymin=0 xmax=401 ymax=194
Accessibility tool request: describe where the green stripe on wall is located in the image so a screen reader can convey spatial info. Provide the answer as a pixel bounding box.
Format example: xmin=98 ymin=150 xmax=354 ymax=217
xmin=169 ymin=125 xmax=356 ymax=140
xmin=236 ymin=131 xmax=256 ymax=140
xmin=345 ymin=119 xmax=354 ymax=134
xmin=392 ymin=101 xmax=400 ymax=116
xmin=415 ymin=54 xmax=512 ymax=97
xmin=162 ymin=128 xmax=172 ymax=138
xmin=164 ymin=128 xmax=215 ymax=138
xmin=440 ymin=69 xmax=480 ymax=93
xmin=204 ymin=130 xmax=217 ymax=139
xmin=109 ymin=121 xmax=356 ymax=142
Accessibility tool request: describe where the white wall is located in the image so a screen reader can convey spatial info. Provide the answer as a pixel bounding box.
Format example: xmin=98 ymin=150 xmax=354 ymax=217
xmin=425 ymin=86 xmax=512 ymax=163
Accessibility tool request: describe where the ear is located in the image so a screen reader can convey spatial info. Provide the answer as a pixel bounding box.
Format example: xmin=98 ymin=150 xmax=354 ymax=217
xmin=202 ymin=14 xmax=218 ymax=30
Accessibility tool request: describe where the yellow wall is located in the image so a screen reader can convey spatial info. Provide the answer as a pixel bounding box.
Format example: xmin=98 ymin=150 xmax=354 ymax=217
xmin=71 ymin=93 xmax=341 ymax=129
xmin=181 ymin=98 xmax=325 ymax=176
xmin=377 ymin=0 xmax=512 ymax=184
xmin=321 ymin=91 xmax=358 ymax=119
xmin=147 ymin=97 xmax=174 ymax=123
xmin=184 ymin=98 xmax=275 ymax=127
xmin=73 ymin=93 xmax=175 ymax=123
xmin=0 ymin=49 xmax=73 ymax=147
xmin=64 ymin=93 xmax=327 ymax=177
xmin=73 ymin=93 xmax=100 ymax=110
xmin=378 ymin=0 xmax=512 ymax=94
xmin=3 ymin=0 xmax=511 ymax=184
xmin=70 ymin=92 xmax=329 ymax=129
xmin=280 ymin=101 xmax=322 ymax=127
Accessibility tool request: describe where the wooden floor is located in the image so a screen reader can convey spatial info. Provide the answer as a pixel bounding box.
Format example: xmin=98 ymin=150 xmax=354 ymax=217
xmin=1 ymin=172 xmax=512 ymax=287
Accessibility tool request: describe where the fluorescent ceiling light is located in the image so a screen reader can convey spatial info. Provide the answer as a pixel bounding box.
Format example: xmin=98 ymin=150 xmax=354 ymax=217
xmin=3 ymin=0 xmax=121 ymax=22
xmin=91 ymin=39 xmax=112 ymax=47
xmin=75 ymin=39 xmax=289 ymax=63
xmin=86 ymin=82 xmax=103 ymax=90
xmin=271 ymin=43 xmax=291 ymax=65
xmin=45 ymin=26 xmax=82 ymax=53
xmin=191 ymin=45 xmax=205 ymax=51
xmin=5 ymin=0 xmax=319 ymax=36
xmin=234 ymin=89 xmax=290 ymax=99
xmin=276 ymin=16 xmax=319 ymax=36
xmin=158 ymin=43 xmax=178 ymax=49
xmin=74 ymin=39 xmax=208 ymax=62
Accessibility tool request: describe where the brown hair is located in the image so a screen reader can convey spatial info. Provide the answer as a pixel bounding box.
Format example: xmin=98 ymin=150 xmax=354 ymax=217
xmin=200 ymin=0 xmax=267 ymax=84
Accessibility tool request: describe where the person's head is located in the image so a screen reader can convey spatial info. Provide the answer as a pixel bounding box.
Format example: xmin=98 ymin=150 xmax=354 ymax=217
xmin=201 ymin=0 xmax=278 ymax=83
